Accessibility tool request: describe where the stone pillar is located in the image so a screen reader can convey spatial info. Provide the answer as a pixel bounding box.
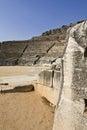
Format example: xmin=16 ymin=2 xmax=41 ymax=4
xmin=53 ymin=21 xmax=87 ymax=130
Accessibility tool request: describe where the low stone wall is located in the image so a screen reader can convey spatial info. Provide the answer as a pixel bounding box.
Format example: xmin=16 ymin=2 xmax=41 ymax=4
xmin=35 ymin=84 xmax=59 ymax=105
xmin=36 ymin=69 xmax=61 ymax=105
xmin=53 ymin=71 xmax=61 ymax=89
xmin=38 ymin=70 xmax=53 ymax=87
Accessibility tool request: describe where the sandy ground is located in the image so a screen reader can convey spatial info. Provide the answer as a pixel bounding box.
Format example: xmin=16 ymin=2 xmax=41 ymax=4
xmin=0 ymin=66 xmax=44 ymax=91
xmin=0 ymin=66 xmax=54 ymax=130
xmin=0 ymin=66 xmax=47 ymax=76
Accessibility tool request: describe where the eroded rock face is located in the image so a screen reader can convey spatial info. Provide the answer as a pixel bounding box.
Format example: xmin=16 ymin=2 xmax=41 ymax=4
xmin=53 ymin=21 xmax=87 ymax=130
xmin=51 ymin=58 xmax=62 ymax=70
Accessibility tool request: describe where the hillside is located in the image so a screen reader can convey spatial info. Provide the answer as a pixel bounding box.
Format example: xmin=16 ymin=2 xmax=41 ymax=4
xmin=0 ymin=20 xmax=84 ymax=66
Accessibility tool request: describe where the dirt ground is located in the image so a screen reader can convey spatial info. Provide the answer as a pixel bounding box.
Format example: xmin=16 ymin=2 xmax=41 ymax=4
xmin=0 ymin=66 xmax=40 ymax=76
xmin=0 ymin=66 xmax=54 ymax=130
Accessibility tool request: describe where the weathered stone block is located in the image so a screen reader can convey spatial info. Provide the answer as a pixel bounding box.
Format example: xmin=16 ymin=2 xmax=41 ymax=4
xmin=53 ymin=71 xmax=61 ymax=89
xmin=53 ymin=21 xmax=87 ymax=130
xmin=38 ymin=70 xmax=53 ymax=87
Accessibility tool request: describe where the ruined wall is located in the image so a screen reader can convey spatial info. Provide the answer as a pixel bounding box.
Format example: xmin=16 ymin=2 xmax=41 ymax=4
xmin=0 ymin=37 xmax=64 ymax=66
xmin=37 ymin=69 xmax=61 ymax=105
xmin=19 ymin=40 xmax=58 ymax=65
xmin=53 ymin=21 xmax=87 ymax=130
xmin=0 ymin=41 xmax=28 ymax=65
xmin=38 ymin=70 xmax=53 ymax=87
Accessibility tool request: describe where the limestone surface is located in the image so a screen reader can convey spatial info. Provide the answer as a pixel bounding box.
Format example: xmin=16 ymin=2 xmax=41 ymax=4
xmin=53 ymin=20 xmax=87 ymax=130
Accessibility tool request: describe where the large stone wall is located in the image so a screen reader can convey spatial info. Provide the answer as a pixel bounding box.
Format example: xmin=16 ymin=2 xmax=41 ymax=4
xmin=53 ymin=21 xmax=87 ymax=130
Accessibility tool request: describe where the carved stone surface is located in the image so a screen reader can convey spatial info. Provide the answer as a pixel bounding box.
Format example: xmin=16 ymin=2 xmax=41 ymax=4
xmin=38 ymin=70 xmax=54 ymax=87
xmin=53 ymin=21 xmax=87 ymax=130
